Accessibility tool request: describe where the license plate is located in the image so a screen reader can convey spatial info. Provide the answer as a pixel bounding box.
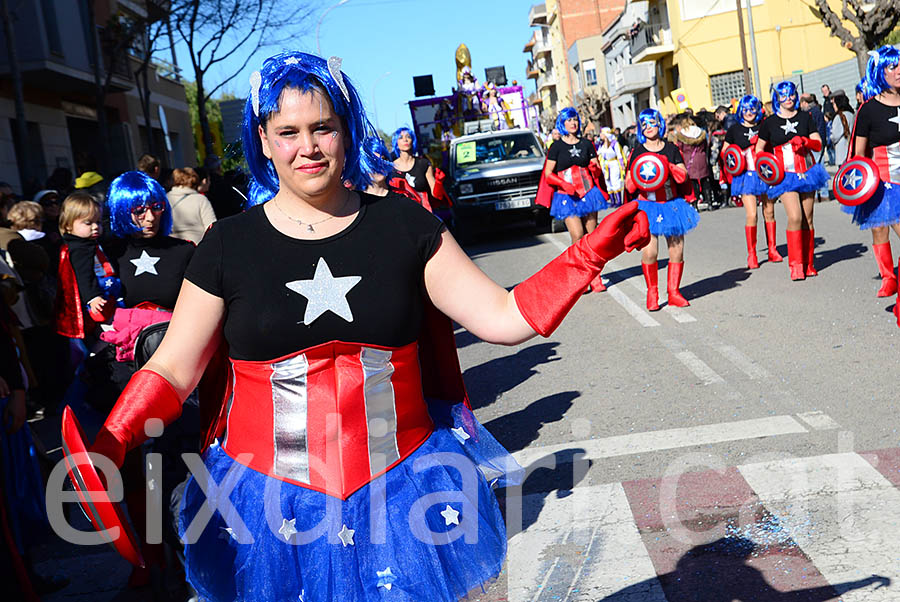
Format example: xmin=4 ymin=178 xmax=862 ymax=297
xmin=495 ymin=198 xmax=531 ymax=210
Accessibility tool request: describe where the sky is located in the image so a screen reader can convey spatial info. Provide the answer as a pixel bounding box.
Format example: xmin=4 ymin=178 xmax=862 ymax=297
xmin=173 ymin=0 xmax=538 ymax=136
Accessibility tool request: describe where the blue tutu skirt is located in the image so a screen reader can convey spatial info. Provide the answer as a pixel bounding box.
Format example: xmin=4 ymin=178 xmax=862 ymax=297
xmin=179 ymin=402 xmax=523 ymax=602
xmin=550 ymin=186 xmax=608 ymax=219
xmin=840 ymin=182 xmax=900 ymax=229
xmin=767 ymin=163 xmax=829 ymax=198
xmin=637 ymin=198 xmax=701 ymax=237
xmin=730 ymin=171 xmax=768 ymax=196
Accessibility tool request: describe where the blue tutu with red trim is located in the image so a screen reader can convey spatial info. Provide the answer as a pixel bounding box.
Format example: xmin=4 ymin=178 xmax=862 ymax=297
xmin=730 ymin=170 xmax=768 ymax=196
xmin=840 ymin=181 xmax=900 ymax=229
xmin=767 ymin=163 xmax=829 ymax=198
xmin=178 ymin=402 xmax=523 ymax=602
xmin=550 ymin=187 xmax=608 ymax=219
xmin=637 ymin=198 xmax=701 ymax=237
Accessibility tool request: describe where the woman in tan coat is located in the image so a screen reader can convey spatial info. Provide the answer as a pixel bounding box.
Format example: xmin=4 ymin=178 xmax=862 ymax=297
xmin=166 ymin=167 xmax=216 ymax=243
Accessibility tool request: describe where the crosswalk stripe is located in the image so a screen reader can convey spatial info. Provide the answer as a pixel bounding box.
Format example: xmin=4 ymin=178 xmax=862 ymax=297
xmin=606 ymin=285 xmax=660 ymax=327
xmin=709 ymin=341 xmax=771 ymax=379
xmin=795 ymin=410 xmax=841 ymax=430
xmin=626 ymin=278 xmax=698 ymax=323
xmin=738 ymin=453 xmax=900 ymax=600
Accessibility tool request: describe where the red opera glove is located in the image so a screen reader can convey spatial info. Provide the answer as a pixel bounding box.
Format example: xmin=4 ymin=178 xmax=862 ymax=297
xmin=545 ymin=171 xmax=577 ymax=197
xmin=805 ymin=137 xmax=822 ymax=152
xmin=514 ymin=202 xmax=650 ymax=336
xmin=669 ymin=163 xmax=688 ymax=184
xmin=90 ymin=370 xmax=183 ymax=468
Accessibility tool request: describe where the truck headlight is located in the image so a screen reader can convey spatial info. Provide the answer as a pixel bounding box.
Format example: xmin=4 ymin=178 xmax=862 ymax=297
xmin=459 ymin=183 xmax=474 ymax=195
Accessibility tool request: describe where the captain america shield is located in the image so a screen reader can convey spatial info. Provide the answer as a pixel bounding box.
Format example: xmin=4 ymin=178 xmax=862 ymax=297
xmin=629 ymin=153 xmax=669 ymax=192
xmin=722 ymin=146 xmax=746 ymax=177
xmin=833 ymin=156 xmax=879 ymax=206
xmin=755 ymin=152 xmax=784 ymax=186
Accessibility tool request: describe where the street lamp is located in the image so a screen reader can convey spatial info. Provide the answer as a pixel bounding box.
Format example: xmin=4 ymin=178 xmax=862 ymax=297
xmin=316 ymin=0 xmax=351 ymax=56
xmin=371 ymin=71 xmax=391 ymax=131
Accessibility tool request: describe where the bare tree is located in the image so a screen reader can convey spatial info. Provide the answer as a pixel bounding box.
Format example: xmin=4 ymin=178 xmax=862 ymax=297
xmin=811 ymin=0 xmax=900 ymax=76
xmin=576 ymin=88 xmax=611 ymax=134
xmin=170 ymin=0 xmax=311 ymax=159
xmin=132 ymin=18 xmax=169 ymax=159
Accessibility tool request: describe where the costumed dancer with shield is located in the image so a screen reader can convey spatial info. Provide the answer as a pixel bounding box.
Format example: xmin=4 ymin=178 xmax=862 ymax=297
xmin=754 ymin=81 xmax=829 ymax=281
xmin=723 ymin=95 xmax=783 ymax=269
xmin=625 ymin=108 xmax=700 ymax=311
xmin=835 ymin=47 xmax=900 ymax=325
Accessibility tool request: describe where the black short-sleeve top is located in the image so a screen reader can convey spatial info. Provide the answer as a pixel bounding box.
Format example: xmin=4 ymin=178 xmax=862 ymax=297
xmin=724 ymin=123 xmax=760 ymax=150
xmin=627 ymin=141 xmax=684 ymax=167
xmin=757 ymin=111 xmax=816 ymax=147
xmin=184 ymin=193 xmax=444 ymax=361
xmin=395 ymin=156 xmax=432 ymax=192
xmin=547 ymin=138 xmax=597 ymax=172
xmin=109 ymin=236 xmax=195 ymax=310
xmin=853 ymin=98 xmax=900 ymax=149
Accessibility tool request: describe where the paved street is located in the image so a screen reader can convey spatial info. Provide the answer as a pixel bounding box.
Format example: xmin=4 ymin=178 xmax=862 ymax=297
xmin=31 ymin=199 xmax=900 ymax=601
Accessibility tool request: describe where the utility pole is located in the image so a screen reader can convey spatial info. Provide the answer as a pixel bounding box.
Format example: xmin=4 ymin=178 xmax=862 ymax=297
xmin=736 ymin=0 xmax=752 ymax=96
xmin=745 ymin=0 xmax=762 ymax=98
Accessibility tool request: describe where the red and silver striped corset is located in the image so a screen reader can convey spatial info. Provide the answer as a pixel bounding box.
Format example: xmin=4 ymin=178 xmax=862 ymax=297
xmin=743 ymin=147 xmax=757 ymax=171
xmin=558 ymin=165 xmax=596 ymax=197
xmin=774 ymin=142 xmax=813 ymax=174
xmin=871 ymin=143 xmax=900 ymax=184
xmin=640 ymin=179 xmax=676 ymax=203
xmin=221 ymin=340 xmax=434 ymax=500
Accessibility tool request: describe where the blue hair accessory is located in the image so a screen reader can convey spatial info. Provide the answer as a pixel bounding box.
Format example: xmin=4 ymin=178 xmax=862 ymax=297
xmin=327 ymin=56 xmax=351 ymax=103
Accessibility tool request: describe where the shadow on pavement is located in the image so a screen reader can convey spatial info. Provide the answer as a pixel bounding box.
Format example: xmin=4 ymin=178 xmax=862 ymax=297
xmin=680 ymin=267 xmax=752 ymax=301
xmin=602 ymin=537 xmax=889 ymax=601
xmin=813 ymin=241 xmax=868 ymax=272
xmin=463 ymin=342 xmax=560 ymax=410
xmin=483 ymin=391 xmax=579 ymax=453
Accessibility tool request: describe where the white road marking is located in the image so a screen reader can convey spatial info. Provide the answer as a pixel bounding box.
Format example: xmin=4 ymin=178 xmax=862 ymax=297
xmin=710 ymin=342 xmax=771 ymax=379
xmin=512 ymin=415 xmax=809 ymax=468
xmin=795 ymin=410 xmax=841 ymax=431
xmin=674 ymin=349 xmax=725 ymax=384
xmin=507 ymin=483 xmax=666 ymax=602
xmin=738 ymin=453 xmax=900 ymax=601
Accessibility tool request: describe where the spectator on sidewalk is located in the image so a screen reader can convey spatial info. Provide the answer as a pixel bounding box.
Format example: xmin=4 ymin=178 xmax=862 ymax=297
xmin=167 ymin=167 xmax=217 ymax=243
xmin=136 ymin=153 xmax=161 ymax=181
xmin=829 ymin=92 xmax=854 ymax=165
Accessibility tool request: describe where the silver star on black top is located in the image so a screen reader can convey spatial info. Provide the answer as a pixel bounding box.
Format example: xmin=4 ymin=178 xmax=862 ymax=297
xmin=569 ymin=146 xmax=582 ymax=158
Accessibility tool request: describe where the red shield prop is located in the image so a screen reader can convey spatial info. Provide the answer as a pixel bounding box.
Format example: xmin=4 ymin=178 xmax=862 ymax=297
xmin=630 ymin=153 xmax=669 ymax=192
xmin=833 ymin=157 xmax=879 ymax=207
xmin=61 ymin=406 xmax=145 ymax=567
xmin=722 ymin=146 xmax=746 ymax=177
xmin=755 ymin=152 xmax=784 ymax=186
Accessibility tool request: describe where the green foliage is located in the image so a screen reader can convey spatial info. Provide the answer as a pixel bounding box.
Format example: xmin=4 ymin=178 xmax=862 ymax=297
xmin=183 ymin=80 xmax=222 ymax=128
xmin=883 ymin=26 xmax=900 ymax=47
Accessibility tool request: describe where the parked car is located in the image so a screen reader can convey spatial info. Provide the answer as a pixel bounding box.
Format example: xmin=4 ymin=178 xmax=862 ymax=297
xmin=447 ymin=128 xmax=547 ymax=241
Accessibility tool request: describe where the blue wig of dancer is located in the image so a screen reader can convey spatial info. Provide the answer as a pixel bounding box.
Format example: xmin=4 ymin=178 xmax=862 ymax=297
xmin=865 ymin=45 xmax=900 ymax=97
xmin=772 ymin=81 xmax=798 ymax=112
xmin=636 ymin=108 xmax=665 ymax=144
xmin=737 ymin=95 xmax=763 ymax=124
xmin=363 ymin=136 xmax=395 ymax=176
xmin=555 ymin=107 xmax=581 ymax=137
xmin=855 ymin=79 xmax=873 ymax=102
xmin=391 ymin=127 xmax=417 ymax=158
xmin=241 ymin=51 xmax=383 ymax=205
xmin=107 ymin=170 xmax=172 ymax=238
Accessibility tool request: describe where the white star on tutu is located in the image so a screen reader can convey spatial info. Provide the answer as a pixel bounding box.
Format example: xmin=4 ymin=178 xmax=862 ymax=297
xmin=286 ymin=257 xmax=361 ymax=325
xmin=130 ymin=250 xmax=160 ymax=276
xmin=451 ymin=426 xmax=470 ymax=442
xmin=656 ymin=215 xmax=664 ymax=223
xmin=440 ymin=505 xmax=461 ymax=526
xmin=889 ymin=108 xmax=900 ymax=132
xmin=887 ymin=183 xmax=893 ymax=190
xmin=780 ymin=120 xmax=798 ymax=135
xmin=337 ymin=524 xmax=355 ymax=547
xmin=569 ymin=146 xmax=582 ymax=157
xmin=279 ymin=518 xmax=297 ymax=541
xmin=377 ymin=567 xmax=397 ymax=591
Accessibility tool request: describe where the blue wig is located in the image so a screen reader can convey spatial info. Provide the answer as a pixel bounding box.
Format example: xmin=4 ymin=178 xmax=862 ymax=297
xmin=107 ymin=171 xmax=172 ymax=238
xmin=636 ymin=109 xmax=665 ymax=144
xmin=555 ymin=107 xmax=581 ymax=137
xmin=363 ymin=136 xmax=395 ymax=177
xmin=865 ymin=45 xmax=900 ymax=97
xmin=391 ymin=127 xmax=417 ymax=158
xmin=737 ymin=95 xmax=763 ymax=124
xmin=241 ymin=51 xmax=382 ymax=206
xmin=772 ymin=81 xmax=798 ymax=112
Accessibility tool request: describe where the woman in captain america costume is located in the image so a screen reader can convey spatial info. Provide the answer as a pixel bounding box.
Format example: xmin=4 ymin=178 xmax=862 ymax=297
xmin=754 ymin=81 xmax=828 ymax=281
xmin=78 ymin=52 xmax=650 ymax=601
xmin=625 ymin=108 xmax=700 ymax=311
xmin=841 ymin=46 xmax=900 ymax=325
xmin=723 ymin=95 xmax=783 ymax=269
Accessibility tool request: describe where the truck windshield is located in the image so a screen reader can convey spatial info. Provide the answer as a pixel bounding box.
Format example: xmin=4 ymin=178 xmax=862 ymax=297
xmin=454 ymin=133 xmax=542 ymax=168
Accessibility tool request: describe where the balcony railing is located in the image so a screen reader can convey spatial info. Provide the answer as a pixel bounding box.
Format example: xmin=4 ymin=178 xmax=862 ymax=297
xmin=529 ymin=3 xmax=547 ymax=26
xmin=533 ymin=38 xmax=551 ymax=56
xmin=537 ymin=71 xmax=556 ymax=91
xmin=629 ymin=21 xmax=673 ymax=62
xmin=612 ymin=63 xmax=655 ymax=96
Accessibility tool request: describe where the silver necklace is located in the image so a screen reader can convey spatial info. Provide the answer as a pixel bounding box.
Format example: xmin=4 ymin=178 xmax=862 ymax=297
xmin=274 ymin=191 xmax=351 ymax=233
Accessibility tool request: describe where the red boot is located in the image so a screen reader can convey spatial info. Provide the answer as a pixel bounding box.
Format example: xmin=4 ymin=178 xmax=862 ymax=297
xmin=642 ymin=261 xmax=660 ymax=311
xmin=765 ymin=221 xmax=783 ymax=262
xmin=803 ymin=229 xmax=818 ymax=277
xmin=590 ymin=271 xmax=607 ymax=292
xmin=872 ymin=242 xmax=898 ymax=297
xmin=667 ymin=261 xmax=690 ymax=307
xmin=786 ymin=229 xmax=805 ymax=280
xmin=745 ymin=225 xmax=759 ymax=269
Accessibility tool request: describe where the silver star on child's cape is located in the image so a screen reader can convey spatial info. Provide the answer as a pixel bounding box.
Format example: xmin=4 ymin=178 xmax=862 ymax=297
xmin=278 ymin=518 xmax=298 ymax=541
xmin=780 ymin=120 xmax=798 ymax=135
xmin=337 ymin=524 xmax=355 ymax=547
xmin=130 ymin=250 xmax=160 ymax=276
xmin=440 ymin=505 xmax=461 ymax=526
xmin=285 ymin=257 xmax=362 ymax=325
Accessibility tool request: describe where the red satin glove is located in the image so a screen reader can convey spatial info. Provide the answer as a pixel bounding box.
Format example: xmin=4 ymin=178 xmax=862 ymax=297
xmin=514 ymin=202 xmax=650 ymax=336
xmin=804 ymin=137 xmax=822 ymax=152
xmin=90 ymin=370 xmax=183 ymax=468
xmin=544 ymin=171 xmax=577 ymax=197
xmin=669 ymin=163 xmax=688 ymax=184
